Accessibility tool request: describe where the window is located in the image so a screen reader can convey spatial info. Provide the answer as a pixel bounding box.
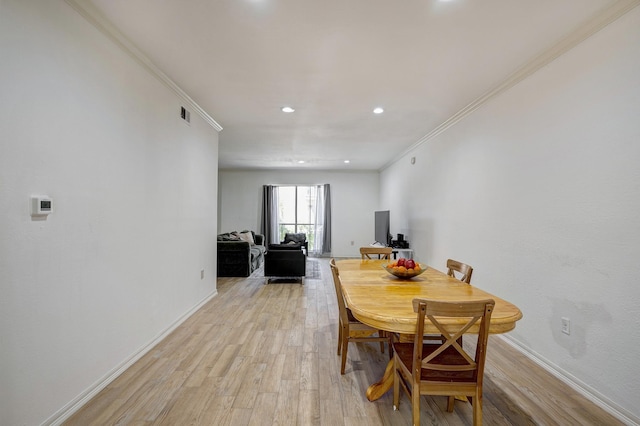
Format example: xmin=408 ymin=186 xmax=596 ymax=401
xmin=261 ymin=183 xmax=331 ymax=255
xmin=277 ymin=185 xmax=317 ymax=249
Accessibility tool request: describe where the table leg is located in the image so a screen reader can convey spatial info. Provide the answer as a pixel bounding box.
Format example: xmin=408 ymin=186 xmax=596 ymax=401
xmin=366 ymin=359 xmax=394 ymax=401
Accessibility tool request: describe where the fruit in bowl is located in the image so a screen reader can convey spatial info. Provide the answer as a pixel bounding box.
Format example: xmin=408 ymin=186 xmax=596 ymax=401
xmin=383 ymin=258 xmax=427 ymax=279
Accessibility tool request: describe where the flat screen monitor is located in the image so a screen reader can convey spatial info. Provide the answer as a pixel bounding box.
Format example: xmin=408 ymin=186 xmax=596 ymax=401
xmin=374 ymin=210 xmax=391 ymax=246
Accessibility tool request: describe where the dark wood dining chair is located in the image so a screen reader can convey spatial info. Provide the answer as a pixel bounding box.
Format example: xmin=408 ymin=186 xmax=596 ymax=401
xmin=393 ymin=298 xmax=495 ymax=426
xmin=330 ymin=259 xmax=391 ymax=374
xmin=360 ymin=246 xmax=393 ymax=260
xmin=447 ymin=259 xmax=473 ymax=284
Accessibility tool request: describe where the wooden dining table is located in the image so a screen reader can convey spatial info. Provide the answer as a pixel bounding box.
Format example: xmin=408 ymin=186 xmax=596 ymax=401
xmin=336 ymin=258 xmax=523 ymax=401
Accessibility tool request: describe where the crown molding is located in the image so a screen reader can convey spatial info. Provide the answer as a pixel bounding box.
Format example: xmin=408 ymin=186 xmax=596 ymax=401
xmin=64 ymin=0 xmax=223 ymax=132
xmin=381 ymin=0 xmax=640 ymax=171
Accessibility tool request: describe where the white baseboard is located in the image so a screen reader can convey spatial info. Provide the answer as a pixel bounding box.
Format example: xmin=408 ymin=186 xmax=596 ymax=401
xmin=42 ymin=290 xmax=218 ymax=426
xmin=499 ymin=335 xmax=639 ymax=426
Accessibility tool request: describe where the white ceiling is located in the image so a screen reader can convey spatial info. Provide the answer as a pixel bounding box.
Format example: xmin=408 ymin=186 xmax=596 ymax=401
xmin=81 ymin=0 xmax=618 ymax=170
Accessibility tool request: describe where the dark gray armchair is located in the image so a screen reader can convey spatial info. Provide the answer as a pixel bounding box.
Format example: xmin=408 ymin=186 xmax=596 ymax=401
xmin=264 ymin=244 xmax=306 ymax=284
xmin=281 ymin=232 xmax=308 ymax=254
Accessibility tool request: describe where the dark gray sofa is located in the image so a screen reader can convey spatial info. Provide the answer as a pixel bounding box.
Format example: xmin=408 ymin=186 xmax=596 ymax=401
xmin=217 ymin=231 xmax=266 ymax=277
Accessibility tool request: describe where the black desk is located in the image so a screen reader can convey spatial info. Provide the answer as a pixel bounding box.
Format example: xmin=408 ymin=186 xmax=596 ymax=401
xmin=391 ymin=249 xmax=413 ymax=259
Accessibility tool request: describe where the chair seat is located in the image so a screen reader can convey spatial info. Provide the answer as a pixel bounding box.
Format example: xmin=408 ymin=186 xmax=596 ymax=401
xmin=393 ymin=342 xmax=476 ymax=382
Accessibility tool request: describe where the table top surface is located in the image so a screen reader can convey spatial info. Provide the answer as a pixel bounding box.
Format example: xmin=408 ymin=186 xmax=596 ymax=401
xmin=336 ymin=259 xmax=523 ymax=335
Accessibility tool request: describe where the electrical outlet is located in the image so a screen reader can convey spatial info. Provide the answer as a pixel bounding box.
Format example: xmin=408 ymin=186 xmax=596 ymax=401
xmin=561 ymin=317 xmax=571 ymax=335
xmin=201 ymin=269 xmax=205 ymax=280
xmin=350 ymin=240 xmax=354 ymax=246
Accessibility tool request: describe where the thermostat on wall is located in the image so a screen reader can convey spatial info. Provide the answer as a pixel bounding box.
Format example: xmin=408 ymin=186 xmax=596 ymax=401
xmin=31 ymin=196 xmax=52 ymax=216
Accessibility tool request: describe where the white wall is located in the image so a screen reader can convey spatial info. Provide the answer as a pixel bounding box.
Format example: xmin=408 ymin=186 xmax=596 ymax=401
xmin=218 ymin=170 xmax=379 ymax=257
xmin=380 ymin=8 xmax=640 ymax=423
xmin=0 ymin=1 xmax=219 ymax=424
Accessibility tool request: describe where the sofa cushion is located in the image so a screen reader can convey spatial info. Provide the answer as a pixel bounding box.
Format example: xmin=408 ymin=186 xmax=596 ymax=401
xmin=269 ymin=243 xmax=302 ymax=251
xmin=238 ymin=231 xmax=255 ymax=245
xmin=283 ymin=233 xmax=306 ymax=244
xmin=218 ymin=232 xmax=241 ymax=241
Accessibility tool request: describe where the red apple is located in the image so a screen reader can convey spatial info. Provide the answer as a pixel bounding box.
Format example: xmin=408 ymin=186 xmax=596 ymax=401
xmin=397 ymin=258 xmax=406 ymax=267
xmin=405 ymin=259 xmax=416 ymax=269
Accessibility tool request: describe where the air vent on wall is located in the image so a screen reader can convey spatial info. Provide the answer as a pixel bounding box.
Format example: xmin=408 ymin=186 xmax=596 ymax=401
xmin=180 ymin=106 xmax=191 ymax=124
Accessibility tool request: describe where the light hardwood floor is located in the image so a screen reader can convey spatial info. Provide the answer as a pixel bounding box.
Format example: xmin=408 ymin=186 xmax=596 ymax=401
xmin=65 ymin=258 xmax=623 ymax=425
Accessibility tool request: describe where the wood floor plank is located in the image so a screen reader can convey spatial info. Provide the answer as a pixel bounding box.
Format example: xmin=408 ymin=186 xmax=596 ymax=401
xmin=153 ymin=386 xmax=210 ymax=425
xmin=300 ymin=352 xmax=319 ymax=391
xmin=64 ymin=258 xmax=626 ymax=426
xmin=318 ymin=350 xmax=342 ymax=402
xmin=198 ymin=394 xmax=235 ymax=425
xmin=248 ymin=392 xmax=278 ymax=426
xmin=233 ymin=362 xmax=267 ymax=409
xmin=217 ymin=355 xmax=251 ymax=397
xmin=259 ymin=353 xmax=287 ymax=394
xmin=225 ymin=408 xmax=253 ymax=426
xmin=207 ymin=344 xmax=240 ymax=378
xmin=281 ymin=345 xmax=303 ymax=381
xmin=298 ymin=389 xmax=321 ymax=425
xmin=272 ymin=379 xmax=300 ymax=426
xmin=320 ymin=398 xmax=346 ymax=425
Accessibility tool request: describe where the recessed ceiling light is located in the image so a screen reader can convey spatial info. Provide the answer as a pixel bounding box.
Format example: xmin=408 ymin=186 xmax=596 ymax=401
xmin=297 ymin=160 xmax=305 ymax=164
xmin=281 ymin=106 xmax=295 ymax=113
xmin=344 ymin=160 xmax=350 ymax=164
xmin=373 ymin=107 xmax=384 ymax=114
